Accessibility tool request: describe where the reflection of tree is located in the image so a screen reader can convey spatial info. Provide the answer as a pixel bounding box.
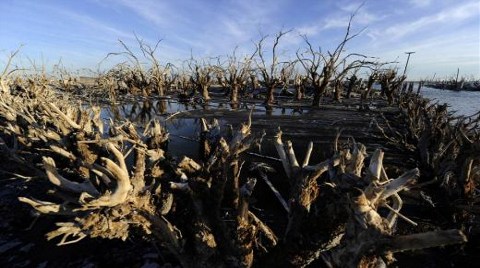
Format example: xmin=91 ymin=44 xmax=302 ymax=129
xmin=230 ymin=102 xmax=239 ymax=110
xmin=180 ymin=102 xmax=193 ymax=111
xmin=109 ymin=99 xmax=156 ymax=123
xmin=292 ymin=107 xmax=303 ymax=115
xmin=136 ymin=100 xmax=153 ymax=123
xmin=265 ymin=105 xmax=273 ymax=116
xmin=156 ymin=99 xmax=167 ymax=114
xmin=107 ymin=103 xmax=122 ymax=121
xmin=167 ymin=118 xmax=201 ymax=136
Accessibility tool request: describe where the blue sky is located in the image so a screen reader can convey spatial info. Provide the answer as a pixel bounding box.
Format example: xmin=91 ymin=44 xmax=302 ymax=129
xmin=0 ymin=0 xmax=479 ymax=80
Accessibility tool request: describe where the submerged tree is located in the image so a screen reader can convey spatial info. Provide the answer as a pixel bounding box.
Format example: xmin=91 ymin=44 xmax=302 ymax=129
xmin=100 ymin=37 xmax=176 ymax=97
xmin=0 ymin=44 xmax=474 ymax=267
xmin=279 ymin=62 xmax=296 ymax=96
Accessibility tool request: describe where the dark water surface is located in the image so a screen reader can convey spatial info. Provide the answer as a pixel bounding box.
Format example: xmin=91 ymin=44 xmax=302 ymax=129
xmin=94 ymin=87 xmax=480 ymax=164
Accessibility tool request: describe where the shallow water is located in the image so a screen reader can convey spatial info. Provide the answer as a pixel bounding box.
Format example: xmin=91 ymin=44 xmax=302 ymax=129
xmin=420 ymin=86 xmax=480 ymax=117
xmin=93 ymin=88 xmax=479 ymax=162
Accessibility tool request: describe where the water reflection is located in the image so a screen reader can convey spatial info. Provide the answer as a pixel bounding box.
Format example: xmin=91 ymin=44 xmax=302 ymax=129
xmin=99 ymin=98 xmax=312 ymax=159
xmin=157 ymin=99 xmax=167 ymax=114
xmin=166 ymin=118 xmax=201 ymax=158
xmin=230 ymin=102 xmax=239 ymax=110
xmin=420 ymin=86 xmax=480 ymax=117
xmin=265 ymin=105 xmax=273 ymax=116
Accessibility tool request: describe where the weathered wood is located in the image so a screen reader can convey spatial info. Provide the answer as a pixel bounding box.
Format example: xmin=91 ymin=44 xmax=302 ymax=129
xmin=42 ymin=157 xmax=99 ymax=196
xmin=0 ymin=69 xmax=475 ymax=267
xmin=386 ymin=229 xmax=467 ymax=253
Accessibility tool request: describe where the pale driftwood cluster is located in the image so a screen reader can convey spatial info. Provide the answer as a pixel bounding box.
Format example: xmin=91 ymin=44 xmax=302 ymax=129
xmin=1 ymin=83 xmax=168 ymax=243
xmin=0 ymin=79 xmax=471 ymax=267
xmin=263 ymin=130 xmax=467 ymax=267
xmin=0 ymin=83 xmax=275 ymax=267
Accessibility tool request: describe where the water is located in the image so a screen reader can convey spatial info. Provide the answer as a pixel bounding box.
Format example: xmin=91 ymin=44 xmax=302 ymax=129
xmin=420 ymin=86 xmax=480 ymax=117
xmin=91 ymin=88 xmax=479 ymax=161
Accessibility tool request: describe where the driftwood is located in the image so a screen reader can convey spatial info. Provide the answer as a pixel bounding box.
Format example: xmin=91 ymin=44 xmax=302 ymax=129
xmin=376 ymin=91 xmax=479 ymax=240
xmin=265 ymin=129 xmax=467 ymax=267
xmin=1 ymin=82 xmax=281 ymax=267
xmin=0 ymin=77 xmax=473 ymax=267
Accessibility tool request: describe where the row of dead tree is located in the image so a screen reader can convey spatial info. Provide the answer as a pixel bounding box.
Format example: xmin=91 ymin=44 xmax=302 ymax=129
xmin=0 ymin=72 xmax=473 ymax=267
xmin=91 ymin=27 xmax=406 ymax=107
xmin=1 ymin=14 xmax=411 ymax=109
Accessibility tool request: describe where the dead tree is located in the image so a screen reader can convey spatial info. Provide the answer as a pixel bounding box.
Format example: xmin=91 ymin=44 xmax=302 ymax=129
xmin=379 ymin=69 xmax=406 ymax=104
xmin=176 ymin=70 xmax=193 ymax=94
xmin=249 ymin=73 xmax=260 ymax=93
xmin=333 ymin=78 xmax=344 ymax=102
xmin=188 ymin=59 xmax=214 ymax=101
xmin=135 ymin=36 xmax=177 ymax=96
xmin=293 ymin=73 xmax=307 ymax=100
xmin=361 ymin=71 xmax=378 ymax=101
xmin=100 ymin=37 xmax=177 ymax=98
xmin=102 ymin=39 xmax=150 ymax=95
xmin=345 ymin=73 xmax=358 ymax=98
xmin=297 ymin=12 xmax=370 ymax=107
xmin=217 ymin=48 xmax=254 ymax=106
xmin=253 ymin=30 xmax=291 ymax=105
xmin=0 ymin=45 xmax=23 ymax=94
xmin=279 ymin=62 xmax=296 ymax=96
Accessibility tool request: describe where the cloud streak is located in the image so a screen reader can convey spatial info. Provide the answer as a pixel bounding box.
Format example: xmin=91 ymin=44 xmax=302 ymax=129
xmin=0 ymin=0 xmax=477 ymax=79
xmin=383 ymin=1 xmax=479 ymax=40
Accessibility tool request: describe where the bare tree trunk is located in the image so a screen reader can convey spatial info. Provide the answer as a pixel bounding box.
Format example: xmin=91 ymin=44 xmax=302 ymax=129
xmin=334 ymin=80 xmax=342 ymax=102
xmin=231 ymin=84 xmax=240 ymax=104
xmin=312 ymin=84 xmax=326 ymax=107
xmin=201 ymin=85 xmax=210 ymax=101
xmin=346 ymin=75 xmax=357 ymax=99
xmin=157 ymin=84 xmax=165 ymax=96
xmin=265 ymin=85 xmax=275 ymax=105
xmin=295 ymin=86 xmax=304 ymax=100
xmin=294 ymin=76 xmax=305 ymax=101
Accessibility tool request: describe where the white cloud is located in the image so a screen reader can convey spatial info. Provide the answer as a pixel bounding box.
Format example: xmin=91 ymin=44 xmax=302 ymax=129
xmin=323 ymin=17 xmax=350 ymax=30
xmin=57 ymin=9 xmax=133 ymax=41
xmin=317 ymin=3 xmax=385 ymax=32
xmin=409 ymin=0 xmax=432 ymax=8
xmin=116 ymin=0 xmax=174 ymax=27
xmin=384 ymin=1 xmax=479 ymax=40
xmin=358 ymin=24 xmax=480 ymax=79
xmin=297 ymin=25 xmax=320 ymax=36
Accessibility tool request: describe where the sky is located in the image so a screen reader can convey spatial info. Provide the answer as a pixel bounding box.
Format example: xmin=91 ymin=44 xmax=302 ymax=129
xmin=0 ymin=0 xmax=479 ymax=80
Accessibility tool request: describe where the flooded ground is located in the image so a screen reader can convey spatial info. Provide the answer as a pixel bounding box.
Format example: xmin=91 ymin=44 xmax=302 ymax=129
xmin=420 ymin=86 xmax=480 ymax=117
xmin=98 ymin=96 xmax=414 ymax=170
